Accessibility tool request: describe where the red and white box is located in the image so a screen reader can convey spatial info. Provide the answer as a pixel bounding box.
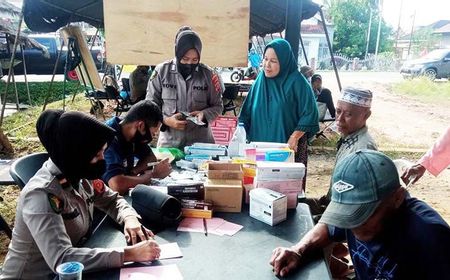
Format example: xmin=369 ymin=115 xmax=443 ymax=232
xmin=211 ymin=116 xmax=238 ymax=145
xmin=256 ymin=162 xmax=305 ymax=180
xmin=253 ymin=178 xmax=303 ymax=209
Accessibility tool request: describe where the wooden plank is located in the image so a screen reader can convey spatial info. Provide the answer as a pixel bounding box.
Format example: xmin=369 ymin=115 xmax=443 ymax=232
xmin=60 ymin=26 xmax=104 ymax=91
xmin=103 ymin=0 xmax=250 ymax=67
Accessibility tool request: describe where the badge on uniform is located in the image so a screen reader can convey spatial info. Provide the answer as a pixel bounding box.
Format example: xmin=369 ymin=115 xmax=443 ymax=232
xmin=212 ymin=73 xmax=222 ymax=94
xmin=92 ymin=179 xmax=105 ymax=195
xmin=47 ymin=193 xmax=64 ymax=214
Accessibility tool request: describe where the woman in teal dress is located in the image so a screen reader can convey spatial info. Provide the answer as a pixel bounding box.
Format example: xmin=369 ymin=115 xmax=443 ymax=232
xmin=239 ymin=38 xmax=319 ymax=189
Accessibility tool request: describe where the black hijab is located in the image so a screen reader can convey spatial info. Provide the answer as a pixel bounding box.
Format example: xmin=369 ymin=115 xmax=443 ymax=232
xmin=175 ymin=29 xmax=202 ymax=79
xmin=36 ymin=110 xmax=116 ymax=183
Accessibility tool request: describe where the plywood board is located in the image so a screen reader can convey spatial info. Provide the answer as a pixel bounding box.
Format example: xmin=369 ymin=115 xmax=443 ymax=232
xmin=103 ymin=0 xmax=250 ymax=67
xmin=60 ymin=26 xmax=104 ymax=91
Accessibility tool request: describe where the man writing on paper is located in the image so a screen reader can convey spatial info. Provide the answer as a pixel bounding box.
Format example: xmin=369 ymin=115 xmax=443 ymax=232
xmin=146 ymin=26 xmax=224 ymax=149
xmin=103 ymin=100 xmax=172 ymax=194
xmin=270 ymin=150 xmax=450 ymax=279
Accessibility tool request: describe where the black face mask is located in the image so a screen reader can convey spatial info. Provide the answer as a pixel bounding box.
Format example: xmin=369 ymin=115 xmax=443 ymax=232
xmin=178 ymin=63 xmax=198 ymax=79
xmin=79 ymin=160 xmax=106 ymax=180
xmin=133 ymin=124 xmax=152 ymax=144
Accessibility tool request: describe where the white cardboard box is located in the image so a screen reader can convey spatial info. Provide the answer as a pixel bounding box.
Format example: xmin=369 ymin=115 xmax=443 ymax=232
xmin=256 ymin=162 xmax=305 ymax=180
xmin=249 ymin=188 xmax=287 ymax=226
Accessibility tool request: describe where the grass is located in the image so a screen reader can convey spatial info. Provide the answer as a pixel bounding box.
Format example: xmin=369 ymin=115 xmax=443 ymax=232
xmin=0 ymin=80 xmax=85 ymax=106
xmin=2 ymin=95 xmax=94 ymax=157
xmin=392 ymin=77 xmax=450 ymax=103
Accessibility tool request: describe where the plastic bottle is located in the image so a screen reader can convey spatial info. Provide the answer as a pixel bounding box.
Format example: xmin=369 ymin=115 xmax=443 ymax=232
xmin=228 ymin=123 xmax=247 ymax=157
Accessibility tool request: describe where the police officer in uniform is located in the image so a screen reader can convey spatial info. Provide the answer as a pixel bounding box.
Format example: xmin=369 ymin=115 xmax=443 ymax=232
xmin=146 ymin=26 xmax=224 ymax=149
xmin=1 ymin=110 xmax=160 ymax=279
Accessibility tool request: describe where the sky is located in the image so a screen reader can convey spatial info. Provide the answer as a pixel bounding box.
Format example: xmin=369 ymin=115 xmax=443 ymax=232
xmin=382 ymin=0 xmax=450 ymax=31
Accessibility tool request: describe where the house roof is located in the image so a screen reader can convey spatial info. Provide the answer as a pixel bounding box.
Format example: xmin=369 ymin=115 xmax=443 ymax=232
xmin=434 ymin=23 xmax=450 ymax=34
xmin=428 ymin=20 xmax=450 ymax=30
xmin=301 ymin=24 xmax=325 ymax=34
xmin=398 ymin=19 xmax=450 ymax=40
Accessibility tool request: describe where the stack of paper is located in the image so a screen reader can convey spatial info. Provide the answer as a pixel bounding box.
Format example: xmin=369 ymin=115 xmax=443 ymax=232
xmin=158 ymin=243 xmax=183 ymax=260
xmin=120 ymin=264 xmax=183 ymax=280
xmin=177 ymin=217 xmax=243 ymax=236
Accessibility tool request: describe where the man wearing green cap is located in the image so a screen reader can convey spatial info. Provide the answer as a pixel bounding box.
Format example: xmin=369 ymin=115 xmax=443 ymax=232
xmin=270 ymin=150 xmax=450 ymax=279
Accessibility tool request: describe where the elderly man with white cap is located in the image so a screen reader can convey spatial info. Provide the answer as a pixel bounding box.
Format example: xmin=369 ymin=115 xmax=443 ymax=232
xmin=270 ymin=150 xmax=450 ymax=279
xmin=306 ymin=87 xmax=378 ymax=215
xmin=334 ymin=87 xmax=377 ymax=162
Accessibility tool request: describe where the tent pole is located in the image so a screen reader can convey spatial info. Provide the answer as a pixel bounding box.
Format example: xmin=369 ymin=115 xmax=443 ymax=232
xmin=319 ymin=7 xmax=342 ymax=91
xmin=0 ymin=12 xmax=23 ymax=127
xmin=299 ymin=34 xmax=309 ymax=65
xmin=42 ymin=36 xmax=64 ymax=111
xmin=255 ymin=37 xmax=264 ymax=55
xmin=285 ymin=0 xmax=302 ymax=63
xmin=20 ymin=44 xmax=32 ymax=105
xmin=11 ymin=69 xmax=20 ymax=110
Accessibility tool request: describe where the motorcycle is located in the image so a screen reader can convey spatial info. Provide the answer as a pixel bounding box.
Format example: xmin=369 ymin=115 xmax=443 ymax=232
xmin=230 ymin=67 xmax=258 ymax=82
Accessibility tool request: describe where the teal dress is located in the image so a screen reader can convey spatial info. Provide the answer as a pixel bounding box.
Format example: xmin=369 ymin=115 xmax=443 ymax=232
xmin=239 ymin=39 xmax=319 ymax=143
xmin=239 ymin=39 xmax=319 ymax=190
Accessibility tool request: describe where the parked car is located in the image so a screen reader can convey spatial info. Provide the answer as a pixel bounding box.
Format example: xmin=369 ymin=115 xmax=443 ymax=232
xmin=400 ymin=49 xmax=450 ymax=80
xmin=9 ymin=34 xmax=105 ymax=77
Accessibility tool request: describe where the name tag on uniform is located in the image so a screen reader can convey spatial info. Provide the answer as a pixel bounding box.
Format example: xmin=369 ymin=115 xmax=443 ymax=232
xmin=163 ymin=83 xmax=177 ymax=89
xmin=193 ymin=84 xmax=208 ymax=91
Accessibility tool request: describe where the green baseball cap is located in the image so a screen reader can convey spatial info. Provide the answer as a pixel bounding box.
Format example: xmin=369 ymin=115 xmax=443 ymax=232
xmin=319 ymin=150 xmax=401 ymax=229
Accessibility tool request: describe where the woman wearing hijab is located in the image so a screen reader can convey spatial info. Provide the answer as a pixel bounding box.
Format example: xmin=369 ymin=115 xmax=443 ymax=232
xmin=146 ymin=26 xmax=224 ymax=149
xmin=1 ymin=110 xmax=160 ymax=279
xmin=239 ymin=39 xmax=319 ymax=189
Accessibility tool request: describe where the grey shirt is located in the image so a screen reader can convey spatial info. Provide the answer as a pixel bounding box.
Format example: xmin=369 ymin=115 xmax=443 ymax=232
xmin=146 ymin=59 xmax=224 ymax=149
xmin=1 ymin=159 xmax=139 ymax=280
xmin=336 ymin=126 xmax=378 ymax=163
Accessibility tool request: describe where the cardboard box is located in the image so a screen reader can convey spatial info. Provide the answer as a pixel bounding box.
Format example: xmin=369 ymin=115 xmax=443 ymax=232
xmin=204 ymin=179 xmax=243 ymax=213
xmin=181 ymin=208 xmax=213 ymax=219
xmin=249 ymin=188 xmax=287 ymax=226
xmin=167 ymin=183 xmax=204 ymax=200
xmin=211 ymin=117 xmax=238 ymax=145
xmin=208 ymin=163 xmax=243 ymax=180
xmin=254 ymin=179 xmax=303 ymax=209
xmin=256 ymin=162 xmax=305 ymax=180
xmin=211 ymin=126 xmax=234 ymax=145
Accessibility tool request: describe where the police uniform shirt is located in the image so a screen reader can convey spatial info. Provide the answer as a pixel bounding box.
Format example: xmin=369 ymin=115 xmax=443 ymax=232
xmin=146 ymin=59 xmax=224 ymax=149
xmin=1 ymin=159 xmax=140 ymax=279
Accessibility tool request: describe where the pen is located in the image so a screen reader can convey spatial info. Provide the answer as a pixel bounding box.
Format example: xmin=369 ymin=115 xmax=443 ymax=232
xmin=203 ymin=218 xmax=208 ymax=236
xmin=147 ymin=161 xmax=160 ymax=168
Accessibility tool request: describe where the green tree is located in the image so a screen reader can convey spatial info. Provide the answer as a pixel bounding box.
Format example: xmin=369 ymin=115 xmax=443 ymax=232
xmin=329 ymin=0 xmax=393 ymax=58
xmin=411 ymin=27 xmax=441 ymax=56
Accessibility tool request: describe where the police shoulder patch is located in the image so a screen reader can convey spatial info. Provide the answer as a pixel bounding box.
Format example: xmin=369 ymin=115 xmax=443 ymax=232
xmin=211 ymin=73 xmax=221 ymax=94
xmin=333 ymin=180 xmax=354 ymax=193
xmin=92 ymin=179 xmax=105 ymax=195
xmin=47 ymin=193 xmax=64 ymax=214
